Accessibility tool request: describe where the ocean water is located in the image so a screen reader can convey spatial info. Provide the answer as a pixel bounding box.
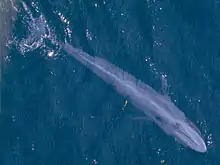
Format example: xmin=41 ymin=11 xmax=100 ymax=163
xmin=1 ymin=0 xmax=220 ymax=164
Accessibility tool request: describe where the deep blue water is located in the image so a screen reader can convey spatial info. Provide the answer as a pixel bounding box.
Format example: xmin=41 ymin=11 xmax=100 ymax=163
xmin=1 ymin=0 xmax=220 ymax=164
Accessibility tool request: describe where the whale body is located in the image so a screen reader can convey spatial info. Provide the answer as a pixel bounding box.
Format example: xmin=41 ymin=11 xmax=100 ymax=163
xmin=63 ymin=42 xmax=207 ymax=153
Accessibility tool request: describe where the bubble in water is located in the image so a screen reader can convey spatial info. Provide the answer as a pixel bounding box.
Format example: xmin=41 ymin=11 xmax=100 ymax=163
xmin=7 ymin=1 xmax=60 ymax=57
